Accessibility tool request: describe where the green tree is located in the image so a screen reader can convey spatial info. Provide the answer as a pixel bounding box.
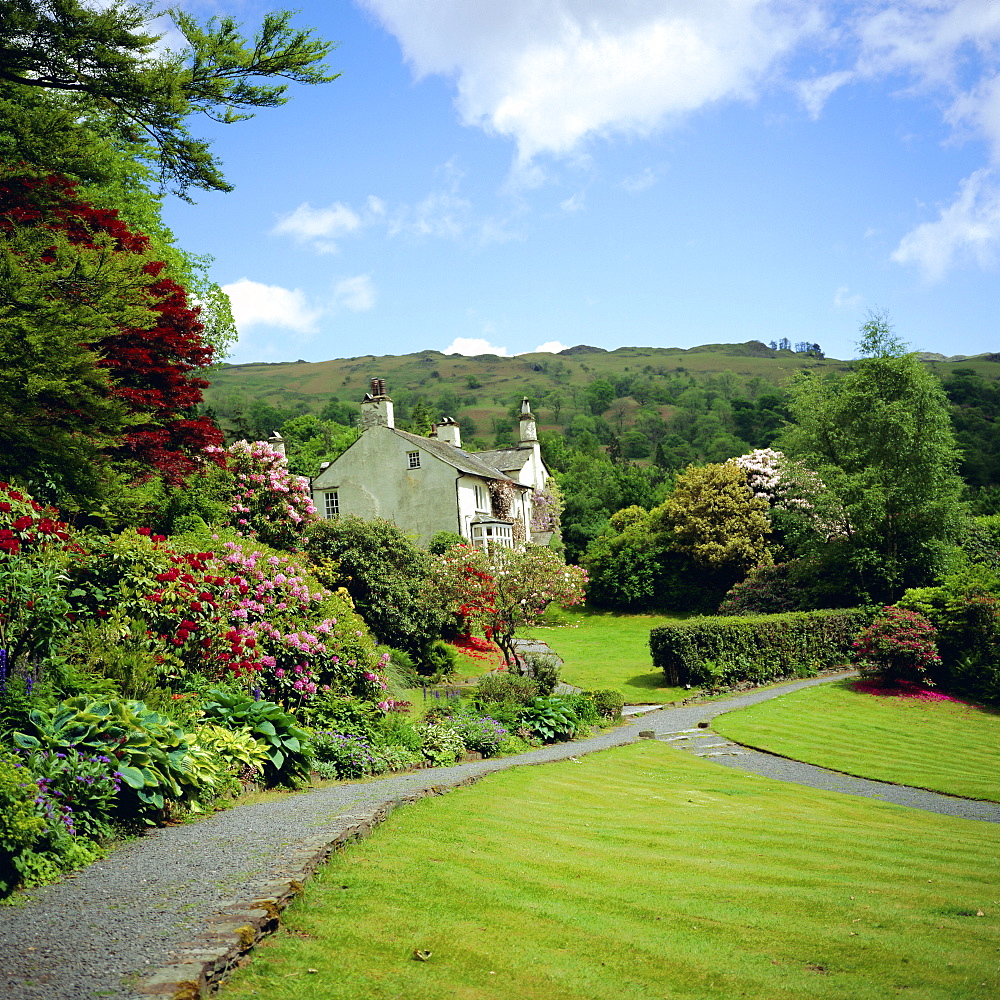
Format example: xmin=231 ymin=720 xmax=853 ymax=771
xmin=780 ymin=315 xmax=967 ymax=601
xmin=586 ymin=378 xmax=616 ymax=415
xmin=649 ymin=462 xmax=771 ymax=573
xmin=304 ymin=517 xmax=453 ymax=656
xmin=0 ymin=1 xmax=338 ymax=197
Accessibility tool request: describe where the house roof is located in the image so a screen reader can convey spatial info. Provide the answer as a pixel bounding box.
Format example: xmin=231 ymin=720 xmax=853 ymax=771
xmin=391 ymin=428 xmax=526 ymax=486
xmin=473 ymin=447 xmax=532 ymax=473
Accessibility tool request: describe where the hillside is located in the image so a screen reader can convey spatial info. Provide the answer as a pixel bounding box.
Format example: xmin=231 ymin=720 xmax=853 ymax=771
xmin=203 ymin=342 xmax=1000 ymax=463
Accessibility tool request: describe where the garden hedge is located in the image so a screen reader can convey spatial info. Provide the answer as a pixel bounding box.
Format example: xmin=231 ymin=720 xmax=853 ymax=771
xmin=649 ymin=609 xmax=870 ymax=688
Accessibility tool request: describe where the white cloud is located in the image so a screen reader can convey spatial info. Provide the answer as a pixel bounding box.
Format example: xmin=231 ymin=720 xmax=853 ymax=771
xmin=272 ymin=202 xmax=364 ymax=253
xmin=333 ymin=274 xmax=376 ymax=312
xmin=621 ymin=167 xmax=659 ymax=193
xmin=442 ymin=337 xmax=512 ymax=357
xmin=532 ymin=341 xmax=570 ymax=354
xmin=560 ymin=192 xmax=585 ymax=213
xmin=360 ymin=0 xmax=822 ymax=161
xmin=222 ymin=278 xmax=323 ymax=334
xmin=892 ymin=168 xmax=1000 ymax=282
xmin=833 ymin=285 xmax=862 ymax=311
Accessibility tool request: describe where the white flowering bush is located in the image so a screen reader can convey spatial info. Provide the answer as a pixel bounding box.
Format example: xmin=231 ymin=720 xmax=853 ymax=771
xmin=207 ymin=440 xmax=317 ymax=551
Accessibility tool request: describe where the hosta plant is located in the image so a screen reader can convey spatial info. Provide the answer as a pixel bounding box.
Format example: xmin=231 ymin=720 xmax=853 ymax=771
xmin=199 ymin=688 xmax=310 ymax=786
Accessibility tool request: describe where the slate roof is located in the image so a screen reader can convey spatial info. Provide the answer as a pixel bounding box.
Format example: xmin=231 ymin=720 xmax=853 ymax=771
xmin=390 ymin=429 xmax=526 ymax=486
xmin=473 ymin=448 xmax=531 ymax=473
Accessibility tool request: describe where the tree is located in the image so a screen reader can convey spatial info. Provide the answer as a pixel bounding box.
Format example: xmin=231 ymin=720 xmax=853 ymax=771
xmin=780 ymin=314 xmax=967 ymax=601
xmin=0 ymin=168 xmax=224 ymax=502
xmin=435 ymin=544 xmax=586 ymax=664
xmin=648 ymin=463 xmax=771 ymax=573
xmin=586 ymin=378 xmax=616 ymax=415
xmin=0 ymin=1 xmax=338 ymax=197
xmin=304 ymin=516 xmax=453 ymax=656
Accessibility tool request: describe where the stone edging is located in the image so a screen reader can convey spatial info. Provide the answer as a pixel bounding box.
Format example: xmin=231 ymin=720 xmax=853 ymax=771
xmin=135 ymin=777 xmax=486 ymax=998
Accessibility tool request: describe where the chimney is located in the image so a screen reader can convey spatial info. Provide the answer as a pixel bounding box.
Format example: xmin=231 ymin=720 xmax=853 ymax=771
xmin=433 ymin=416 xmax=462 ymax=448
xmin=518 ymin=397 xmax=537 ymax=447
xmin=268 ymin=431 xmax=286 ymax=458
xmin=360 ymin=377 xmax=395 ymax=430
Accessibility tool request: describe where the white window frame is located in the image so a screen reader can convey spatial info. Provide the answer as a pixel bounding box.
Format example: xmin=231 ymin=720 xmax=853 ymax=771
xmin=324 ymin=491 xmax=339 ymax=518
xmin=407 ymin=451 xmax=421 ymax=469
xmin=474 ymin=484 xmax=489 ymax=511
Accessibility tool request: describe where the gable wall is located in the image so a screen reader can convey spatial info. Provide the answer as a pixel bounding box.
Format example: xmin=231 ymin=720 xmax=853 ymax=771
xmin=311 ymin=427 xmax=463 ymax=547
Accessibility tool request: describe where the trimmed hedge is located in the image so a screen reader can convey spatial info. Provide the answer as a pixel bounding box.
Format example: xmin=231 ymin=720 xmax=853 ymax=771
xmin=649 ymin=609 xmax=870 ymax=689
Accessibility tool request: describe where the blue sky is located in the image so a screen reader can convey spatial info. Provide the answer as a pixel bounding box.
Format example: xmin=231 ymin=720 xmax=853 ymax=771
xmin=160 ymin=1 xmax=1000 ymax=365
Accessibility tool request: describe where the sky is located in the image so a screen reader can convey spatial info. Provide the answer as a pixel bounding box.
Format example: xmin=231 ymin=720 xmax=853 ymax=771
xmin=160 ymin=1 xmax=1000 ymax=365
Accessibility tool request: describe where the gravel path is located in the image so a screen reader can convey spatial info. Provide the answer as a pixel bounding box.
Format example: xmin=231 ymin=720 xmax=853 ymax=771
xmin=1 ymin=671 xmax=995 ymax=1000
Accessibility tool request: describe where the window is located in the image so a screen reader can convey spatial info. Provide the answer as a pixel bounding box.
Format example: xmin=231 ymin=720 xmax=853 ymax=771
xmin=407 ymin=451 xmax=421 ymax=469
xmin=474 ymin=484 xmax=489 ymax=511
xmin=324 ymin=491 xmax=339 ymax=518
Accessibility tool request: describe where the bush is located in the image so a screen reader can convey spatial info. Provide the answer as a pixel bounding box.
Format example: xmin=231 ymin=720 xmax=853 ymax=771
xmin=851 ymin=607 xmax=941 ymax=686
xmin=417 ymin=639 xmax=459 ymax=680
xmin=586 ymin=689 xmax=625 ymax=721
xmin=310 ymin=732 xmax=384 ymax=780
xmin=473 ymin=672 xmax=539 ymax=708
xmin=649 ymin=609 xmax=870 ymax=689
xmin=420 ymin=722 xmax=466 ymax=766
xmin=441 ymin=709 xmax=509 ymax=757
xmin=0 ymin=753 xmax=44 ymax=894
xmin=516 ymin=651 xmax=561 ymax=695
xmin=305 ymin=516 xmax=453 ymax=655
xmin=299 ymin=693 xmax=379 ymax=739
xmin=428 ymin=530 xmax=465 ymax=555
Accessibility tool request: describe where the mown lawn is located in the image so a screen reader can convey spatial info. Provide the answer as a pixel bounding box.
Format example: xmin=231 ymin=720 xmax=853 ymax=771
xmin=714 ymin=679 xmax=1000 ymax=801
xmin=528 ymin=606 xmax=687 ymax=703
xmin=219 ymin=741 xmax=999 ymax=1000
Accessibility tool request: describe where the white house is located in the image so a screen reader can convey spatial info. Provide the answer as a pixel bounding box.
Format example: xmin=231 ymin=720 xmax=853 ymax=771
xmin=310 ymin=380 xmax=552 ymax=550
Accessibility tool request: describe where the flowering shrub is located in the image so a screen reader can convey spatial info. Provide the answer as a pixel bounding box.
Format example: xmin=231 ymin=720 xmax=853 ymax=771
xmin=16 ymin=748 xmax=120 ymax=843
xmin=310 ymin=731 xmax=384 ymax=779
xmin=441 ymin=709 xmax=508 ymax=757
xmin=434 ymin=544 xmax=587 ymax=664
xmin=529 ymin=478 xmax=565 ymax=534
xmin=0 ymin=482 xmax=73 ymax=556
xmin=64 ymin=528 xmax=387 ymax=705
xmin=852 ymin=607 xmax=941 ymax=686
xmin=208 ymin=440 xmax=317 ymax=550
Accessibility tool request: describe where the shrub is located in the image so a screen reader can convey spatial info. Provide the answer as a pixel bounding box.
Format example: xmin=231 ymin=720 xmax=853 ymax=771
xmin=851 ymin=607 xmax=941 ymax=686
xmin=300 ymin=692 xmax=379 ymax=737
xmin=420 ymin=723 xmax=466 ymax=766
xmin=428 ymin=530 xmax=465 ymax=555
xmin=417 ymin=639 xmax=459 ymax=680
xmin=310 ymin=732 xmax=384 ymax=780
xmin=516 ymin=651 xmax=562 ymax=695
xmin=0 ymin=753 xmax=44 ymax=894
xmin=209 ymin=439 xmax=318 ymax=551
xmin=586 ymin=689 xmax=625 ymax=721
xmin=473 ymin=672 xmax=539 ymax=709
xmin=649 ymin=609 xmax=870 ymax=688
xmin=441 ymin=709 xmax=509 ymax=757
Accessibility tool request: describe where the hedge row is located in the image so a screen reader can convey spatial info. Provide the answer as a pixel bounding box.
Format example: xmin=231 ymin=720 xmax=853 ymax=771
xmin=649 ymin=609 xmax=870 ymax=689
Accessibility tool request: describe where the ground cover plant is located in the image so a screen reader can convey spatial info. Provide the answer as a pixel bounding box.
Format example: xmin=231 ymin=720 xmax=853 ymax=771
xmin=714 ymin=678 xmax=1000 ymax=801
xmin=530 ymin=607 xmax=688 ymax=703
xmin=218 ymin=740 xmax=1000 ymax=1000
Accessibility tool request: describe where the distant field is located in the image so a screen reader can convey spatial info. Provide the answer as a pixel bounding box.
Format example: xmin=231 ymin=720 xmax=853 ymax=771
xmin=715 ymin=679 xmax=1000 ymax=801
xmin=220 ymin=741 xmax=1000 ymax=1000
xmin=528 ymin=606 xmax=687 ymax=703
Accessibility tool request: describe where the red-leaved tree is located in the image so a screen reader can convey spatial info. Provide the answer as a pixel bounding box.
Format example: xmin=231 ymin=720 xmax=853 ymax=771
xmin=0 ymin=167 xmax=222 ymax=487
